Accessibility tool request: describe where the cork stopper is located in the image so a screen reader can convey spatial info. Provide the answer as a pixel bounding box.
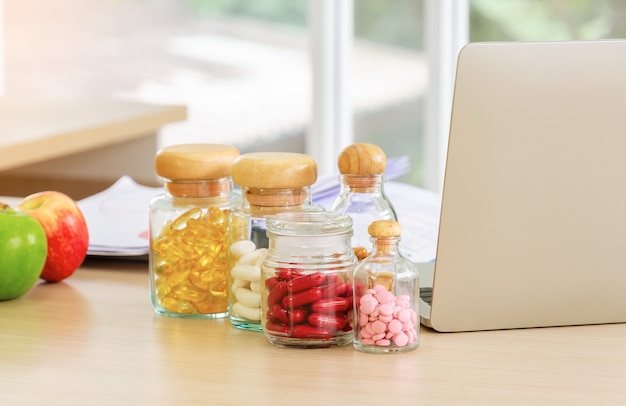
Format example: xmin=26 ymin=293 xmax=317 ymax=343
xmin=337 ymin=143 xmax=387 ymax=175
xmin=155 ymin=143 xmax=240 ymax=180
xmin=231 ymin=152 xmax=317 ymax=189
xmin=367 ymin=220 xmax=402 ymax=265
xmin=368 ymin=220 xmax=402 ymax=238
xmin=155 ymin=144 xmax=239 ymax=197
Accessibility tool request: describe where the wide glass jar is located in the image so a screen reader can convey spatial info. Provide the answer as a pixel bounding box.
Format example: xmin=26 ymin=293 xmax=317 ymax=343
xmin=330 ymin=143 xmax=397 ymax=261
xmin=353 ymin=220 xmax=419 ymax=353
xmin=261 ymin=211 xmax=357 ymax=348
xmin=150 ymin=143 xmax=240 ymax=318
xmin=228 ymin=152 xmax=319 ymax=331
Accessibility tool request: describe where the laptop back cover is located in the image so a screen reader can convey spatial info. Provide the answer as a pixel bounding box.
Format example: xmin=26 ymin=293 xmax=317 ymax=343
xmin=429 ymin=40 xmax=626 ymax=332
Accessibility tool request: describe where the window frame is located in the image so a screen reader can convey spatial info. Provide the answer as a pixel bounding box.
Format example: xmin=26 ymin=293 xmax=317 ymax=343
xmin=309 ymin=0 xmax=468 ymax=190
xmin=423 ymin=0 xmax=469 ymax=191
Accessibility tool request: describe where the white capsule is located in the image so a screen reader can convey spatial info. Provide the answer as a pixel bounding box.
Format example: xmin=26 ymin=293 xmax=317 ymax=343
xmin=235 ymin=287 xmax=261 ymax=308
xmin=249 ymin=280 xmax=261 ymax=293
xmin=231 ymin=302 xmax=262 ymax=321
xmin=239 ymin=248 xmax=266 ymax=266
xmin=231 ymin=278 xmax=248 ymax=294
xmin=254 ymin=248 xmax=268 ymax=267
xmin=230 ymin=240 xmax=256 ymax=257
xmin=230 ymin=264 xmax=260 ymax=282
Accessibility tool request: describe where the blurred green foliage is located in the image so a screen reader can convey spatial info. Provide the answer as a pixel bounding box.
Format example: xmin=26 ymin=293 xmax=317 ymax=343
xmin=181 ymin=0 xmax=626 ymax=186
xmin=184 ymin=0 xmax=626 ymax=46
xmin=471 ymin=0 xmax=626 ymax=41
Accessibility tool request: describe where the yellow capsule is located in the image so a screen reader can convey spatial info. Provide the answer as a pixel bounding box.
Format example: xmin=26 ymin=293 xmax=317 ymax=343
xmin=197 ymin=265 xmax=221 ymax=282
xmin=209 ymin=279 xmax=228 ymax=297
xmin=152 ymin=237 xmax=172 ymax=255
xmin=171 ymin=283 xmax=207 ymax=302
xmin=204 ymin=206 xmax=226 ymax=224
xmin=194 ymin=295 xmax=228 ymax=314
xmin=189 ymin=269 xmax=210 ymax=290
xmin=169 ymin=238 xmax=198 ymax=260
xmin=198 ymin=252 xmax=218 ymax=269
xmin=161 ymin=297 xmax=194 ymax=314
xmin=154 ymin=258 xmax=180 ymax=276
xmin=152 ymin=205 xmax=233 ymax=315
xmin=166 ymin=267 xmax=190 ymax=287
xmin=155 ymin=279 xmax=171 ymax=299
xmin=182 ymin=232 xmax=210 ymax=247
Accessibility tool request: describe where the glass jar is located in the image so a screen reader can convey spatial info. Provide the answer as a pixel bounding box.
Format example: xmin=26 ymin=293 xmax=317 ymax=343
xmin=353 ymin=220 xmax=419 ymax=354
xmin=149 ymin=143 xmax=241 ymax=318
xmin=329 ymin=143 xmax=398 ymax=261
xmin=228 ymin=152 xmax=319 ymax=331
xmin=261 ymin=211 xmax=357 ymax=348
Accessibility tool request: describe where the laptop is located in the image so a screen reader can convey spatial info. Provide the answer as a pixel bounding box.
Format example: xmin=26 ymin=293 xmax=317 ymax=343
xmin=419 ymin=39 xmax=626 ymax=332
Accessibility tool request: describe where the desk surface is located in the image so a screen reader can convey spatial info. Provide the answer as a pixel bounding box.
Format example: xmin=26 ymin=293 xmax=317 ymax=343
xmin=1 ymin=259 xmax=626 ymax=405
xmin=0 ymin=99 xmax=186 ymax=171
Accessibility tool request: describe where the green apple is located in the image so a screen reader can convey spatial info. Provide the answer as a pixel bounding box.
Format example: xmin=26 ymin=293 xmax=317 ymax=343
xmin=0 ymin=203 xmax=48 ymax=300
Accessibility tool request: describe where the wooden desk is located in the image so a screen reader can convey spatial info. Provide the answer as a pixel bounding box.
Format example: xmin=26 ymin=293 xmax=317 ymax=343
xmin=1 ymin=259 xmax=625 ymax=405
xmin=0 ymin=99 xmax=186 ymax=198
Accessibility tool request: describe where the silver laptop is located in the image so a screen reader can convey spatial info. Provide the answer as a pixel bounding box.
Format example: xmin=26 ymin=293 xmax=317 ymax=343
xmin=419 ymin=39 xmax=626 ymax=332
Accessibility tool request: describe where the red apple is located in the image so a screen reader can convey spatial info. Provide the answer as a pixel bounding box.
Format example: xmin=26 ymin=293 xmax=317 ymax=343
xmin=18 ymin=191 xmax=90 ymax=282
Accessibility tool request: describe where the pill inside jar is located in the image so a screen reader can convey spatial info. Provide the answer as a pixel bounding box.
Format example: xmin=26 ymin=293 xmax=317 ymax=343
xmin=260 ymin=211 xmax=357 ymax=349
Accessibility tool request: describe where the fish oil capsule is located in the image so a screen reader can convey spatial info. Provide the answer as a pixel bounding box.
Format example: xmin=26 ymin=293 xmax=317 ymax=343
xmin=150 ymin=144 xmax=241 ymax=318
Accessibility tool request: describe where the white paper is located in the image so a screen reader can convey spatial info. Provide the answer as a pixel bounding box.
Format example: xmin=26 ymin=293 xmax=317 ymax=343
xmin=312 ymin=179 xmax=441 ymax=263
xmin=78 ymin=176 xmax=161 ymax=256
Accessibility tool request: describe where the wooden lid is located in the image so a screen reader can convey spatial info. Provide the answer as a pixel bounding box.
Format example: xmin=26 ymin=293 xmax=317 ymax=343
xmin=155 ymin=144 xmax=239 ymax=180
xmin=368 ymin=220 xmax=402 ymax=238
xmin=337 ymin=143 xmax=387 ymax=175
xmin=232 ymin=152 xmax=317 ymax=189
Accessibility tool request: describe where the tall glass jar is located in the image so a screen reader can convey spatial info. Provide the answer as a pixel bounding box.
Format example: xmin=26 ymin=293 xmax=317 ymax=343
xmin=353 ymin=220 xmax=419 ymax=353
xmin=228 ymin=152 xmax=319 ymax=331
xmin=329 ymin=143 xmax=397 ymax=261
xmin=261 ymin=211 xmax=357 ymax=348
xmin=150 ymin=143 xmax=240 ymax=318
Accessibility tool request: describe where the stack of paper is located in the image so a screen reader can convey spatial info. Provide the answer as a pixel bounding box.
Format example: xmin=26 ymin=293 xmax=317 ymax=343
xmin=78 ymin=176 xmax=160 ymax=257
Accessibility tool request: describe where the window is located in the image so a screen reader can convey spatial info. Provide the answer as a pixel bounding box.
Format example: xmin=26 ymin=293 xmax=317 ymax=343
xmin=2 ymin=1 xmax=625 ymax=191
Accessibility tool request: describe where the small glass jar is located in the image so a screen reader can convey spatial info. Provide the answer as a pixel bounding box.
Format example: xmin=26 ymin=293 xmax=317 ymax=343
xmin=329 ymin=143 xmax=398 ymax=261
xmin=261 ymin=211 xmax=357 ymax=348
xmin=149 ymin=143 xmax=241 ymax=318
xmin=353 ymin=220 xmax=419 ymax=354
xmin=228 ymin=152 xmax=320 ymax=331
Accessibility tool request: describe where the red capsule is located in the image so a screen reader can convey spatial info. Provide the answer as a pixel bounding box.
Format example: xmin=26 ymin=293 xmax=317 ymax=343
xmin=282 ymin=287 xmax=322 ymax=309
xmin=292 ymin=324 xmax=332 ymax=339
xmin=270 ymin=304 xmax=290 ymax=325
xmin=308 ymin=313 xmax=348 ymax=331
xmin=265 ymin=276 xmax=279 ymax=290
xmin=276 ymin=268 xmax=304 ymax=281
xmin=266 ymin=322 xmax=290 ymax=335
xmin=289 ymin=308 xmax=308 ymax=324
xmin=324 ymin=274 xmax=339 ymax=284
xmin=311 ymin=297 xmax=351 ymax=313
xmin=343 ymin=283 xmax=354 ymax=298
xmin=287 ymin=272 xmax=326 ymax=293
xmin=319 ymin=281 xmax=348 ymax=298
xmin=267 ymin=281 xmax=288 ymax=306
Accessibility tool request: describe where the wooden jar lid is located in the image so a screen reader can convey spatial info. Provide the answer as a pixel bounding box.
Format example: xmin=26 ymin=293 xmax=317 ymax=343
xmin=337 ymin=143 xmax=387 ymax=175
xmin=368 ymin=220 xmax=402 ymax=238
xmin=155 ymin=143 xmax=240 ymax=180
xmin=231 ymin=152 xmax=318 ymax=189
